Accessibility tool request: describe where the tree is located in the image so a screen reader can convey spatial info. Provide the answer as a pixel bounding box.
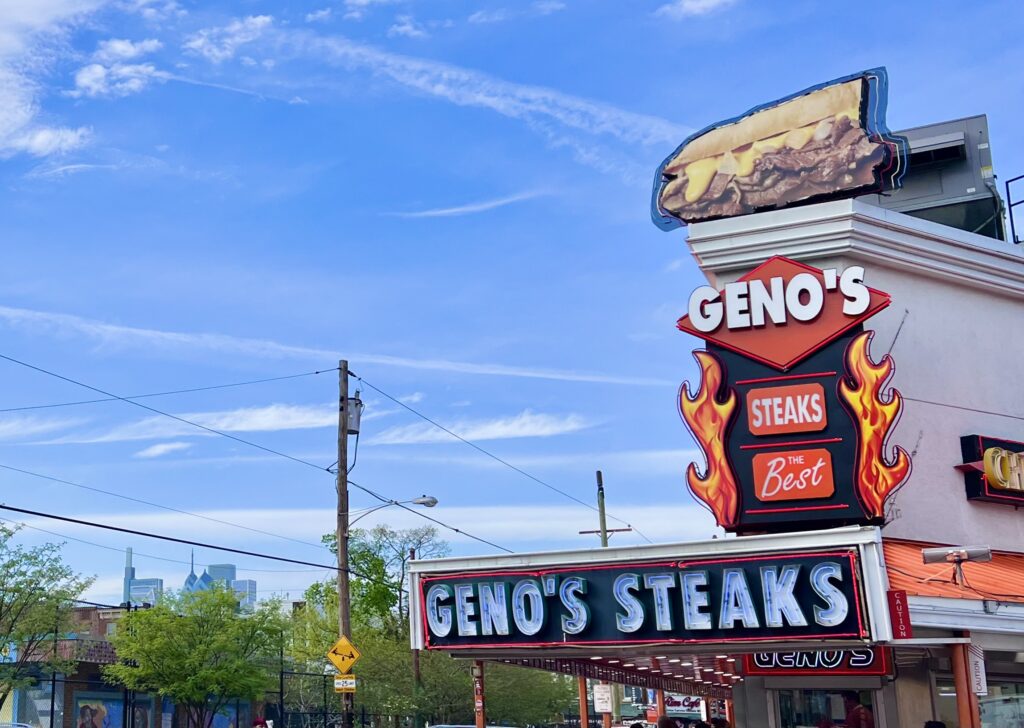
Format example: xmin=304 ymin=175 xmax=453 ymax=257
xmin=105 ymin=586 xmax=285 ymax=728
xmin=0 ymin=525 xmax=91 ymax=710
xmin=297 ymin=525 xmax=574 ymax=725
xmin=322 ymin=525 xmax=449 ymax=629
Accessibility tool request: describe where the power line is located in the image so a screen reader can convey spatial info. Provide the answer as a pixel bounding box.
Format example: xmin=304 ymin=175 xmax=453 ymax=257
xmin=354 ymin=374 xmax=655 ymax=544
xmin=0 ymin=368 xmax=338 ymax=413
xmin=0 ymin=462 xmax=329 ymax=552
xmin=0 ymin=516 xmax=322 ymax=573
xmin=0 ymin=352 xmax=333 ymax=472
xmin=347 ymin=478 xmax=513 ymax=554
xmin=0 ymin=503 xmax=403 ymax=592
xmin=902 ymin=396 xmax=1024 ymax=423
xmin=0 ymin=352 xmax=512 ymax=553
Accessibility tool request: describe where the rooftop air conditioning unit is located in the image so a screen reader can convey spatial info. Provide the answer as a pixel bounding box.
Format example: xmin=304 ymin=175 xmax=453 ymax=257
xmin=860 ymin=114 xmax=1006 ymax=240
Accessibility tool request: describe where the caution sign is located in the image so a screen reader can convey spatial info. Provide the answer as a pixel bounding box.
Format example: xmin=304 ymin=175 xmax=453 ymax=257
xmin=326 ymin=635 xmax=361 ymax=674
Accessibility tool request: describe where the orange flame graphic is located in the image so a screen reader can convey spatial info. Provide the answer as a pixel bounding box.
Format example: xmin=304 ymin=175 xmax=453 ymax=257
xmin=839 ymin=331 xmax=912 ymax=518
xmin=680 ymin=351 xmax=739 ymax=528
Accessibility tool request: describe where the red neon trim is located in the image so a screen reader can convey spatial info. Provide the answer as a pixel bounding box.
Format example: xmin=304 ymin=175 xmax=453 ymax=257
xmin=740 ymin=437 xmax=842 ymax=450
xmin=745 ymin=504 xmax=851 ymax=514
xmin=848 ymin=551 xmax=867 ymax=637
xmin=741 ymin=647 xmax=890 ymax=676
xmin=735 ymin=371 xmax=837 ymax=385
xmin=420 ymin=550 xmax=866 ymax=648
xmin=420 ymin=560 xmax=681 ymax=584
xmin=427 ymin=631 xmax=865 ymax=651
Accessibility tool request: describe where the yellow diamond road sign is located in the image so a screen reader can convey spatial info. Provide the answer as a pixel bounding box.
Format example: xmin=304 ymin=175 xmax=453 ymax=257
xmin=327 ymin=635 xmax=361 ymax=674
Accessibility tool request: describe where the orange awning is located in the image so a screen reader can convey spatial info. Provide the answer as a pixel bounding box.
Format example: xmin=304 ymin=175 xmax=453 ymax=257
xmin=884 ymin=538 xmax=1024 ymax=604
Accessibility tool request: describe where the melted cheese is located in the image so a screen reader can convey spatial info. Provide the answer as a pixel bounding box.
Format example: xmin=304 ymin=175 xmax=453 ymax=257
xmin=681 ymin=111 xmax=861 ymax=201
xmin=683 ymin=157 xmax=720 ymax=202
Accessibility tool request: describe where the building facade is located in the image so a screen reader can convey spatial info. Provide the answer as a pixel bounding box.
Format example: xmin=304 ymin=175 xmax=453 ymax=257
xmin=685 ymin=198 xmax=1024 ymax=728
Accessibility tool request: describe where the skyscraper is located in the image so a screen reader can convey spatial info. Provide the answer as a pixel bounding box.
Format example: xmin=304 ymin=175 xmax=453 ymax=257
xmin=182 ymin=555 xmax=256 ymax=609
xmin=122 ymin=548 xmax=163 ymax=606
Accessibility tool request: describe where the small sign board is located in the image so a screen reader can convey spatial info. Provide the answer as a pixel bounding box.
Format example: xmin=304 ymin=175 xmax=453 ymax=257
xmin=968 ymin=645 xmax=987 ymax=696
xmin=327 ymin=635 xmax=362 ymax=674
xmin=887 ymin=589 xmax=913 ymax=640
xmin=593 ymin=684 xmax=613 ymax=713
xmin=333 ymin=675 xmax=357 ymax=694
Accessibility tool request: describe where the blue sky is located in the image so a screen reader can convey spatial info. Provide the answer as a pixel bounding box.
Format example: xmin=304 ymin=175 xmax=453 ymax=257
xmin=0 ymin=0 xmax=1021 ymax=604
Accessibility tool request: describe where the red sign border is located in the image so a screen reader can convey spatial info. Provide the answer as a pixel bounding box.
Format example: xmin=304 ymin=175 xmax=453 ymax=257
xmin=741 ymin=647 xmax=891 ymax=677
xmin=419 ymin=550 xmax=867 ymax=650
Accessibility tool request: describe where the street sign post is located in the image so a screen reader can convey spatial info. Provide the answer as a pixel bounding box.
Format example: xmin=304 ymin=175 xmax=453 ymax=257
xmin=334 ymin=675 xmax=357 ymax=694
xmin=327 ymin=636 xmax=362 ymax=674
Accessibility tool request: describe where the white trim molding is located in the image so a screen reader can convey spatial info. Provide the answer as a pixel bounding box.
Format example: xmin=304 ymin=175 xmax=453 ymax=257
xmin=685 ymin=199 xmax=1024 ymax=299
xmin=909 ymin=594 xmax=1024 ymax=634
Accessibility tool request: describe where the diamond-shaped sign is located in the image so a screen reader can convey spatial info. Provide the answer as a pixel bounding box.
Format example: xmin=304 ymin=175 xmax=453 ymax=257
xmin=326 ymin=635 xmax=361 ymax=674
xmin=677 ymin=256 xmax=890 ymax=371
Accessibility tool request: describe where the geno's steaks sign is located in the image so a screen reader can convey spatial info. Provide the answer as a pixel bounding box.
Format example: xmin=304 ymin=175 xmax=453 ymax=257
xmin=419 ymin=549 xmax=868 ymax=649
xmin=676 ymin=256 xmax=911 ymax=534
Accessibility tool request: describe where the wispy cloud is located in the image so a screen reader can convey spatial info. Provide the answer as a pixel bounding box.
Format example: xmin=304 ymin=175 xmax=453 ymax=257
xmin=0 ymin=414 xmax=84 ymax=441
xmin=398 ymin=392 xmax=424 ymax=404
xmin=655 ymin=0 xmax=737 ymax=19
xmin=367 ymin=410 xmax=594 ymax=445
xmin=0 ymin=305 xmax=675 ymax=386
xmin=368 ymin=447 xmax=701 ymax=477
xmin=305 ymin=8 xmax=332 ymax=23
xmin=390 ymin=191 xmax=544 ymax=218
xmin=17 ymin=504 xmax=717 ymax=551
xmin=468 ymin=9 xmax=511 ymax=24
xmin=47 ymin=403 xmax=336 ymax=445
xmin=341 ymin=0 xmax=399 ymax=21
xmin=68 ymin=62 xmax=166 ymax=98
xmin=0 ymin=2 xmax=98 ymax=157
xmin=183 ymin=15 xmax=272 ymax=63
xmin=134 ymin=441 xmax=192 ymax=458
xmin=387 ymin=15 xmax=428 ymax=39
xmin=25 ymin=162 xmax=121 ymax=179
xmin=292 ymin=30 xmax=687 ymax=147
xmin=94 ymin=38 xmax=163 ymax=63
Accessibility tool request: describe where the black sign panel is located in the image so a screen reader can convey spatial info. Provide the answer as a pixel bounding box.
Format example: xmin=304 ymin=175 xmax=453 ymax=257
xmin=711 ymin=327 xmax=872 ymax=533
xmin=420 ymin=550 xmax=867 ymax=650
xmin=961 ymin=434 xmax=1024 ymax=505
xmin=743 ymin=647 xmax=890 ymax=676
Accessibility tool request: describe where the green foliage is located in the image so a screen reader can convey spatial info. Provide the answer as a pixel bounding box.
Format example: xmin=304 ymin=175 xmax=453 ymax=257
xmin=0 ymin=525 xmax=92 ymax=710
xmin=322 ymin=525 xmax=449 ymax=630
xmin=295 ymin=525 xmax=574 ymax=725
xmin=105 ymin=586 xmax=285 ymax=728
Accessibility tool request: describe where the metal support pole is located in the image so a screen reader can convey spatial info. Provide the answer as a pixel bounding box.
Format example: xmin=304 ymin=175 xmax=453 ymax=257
xmin=655 ymin=689 xmax=666 ymax=717
xmin=410 ymin=548 xmax=423 ymax=728
xmin=577 ymin=676 xmax=589 ymax=728
xmin=279 ymin=636 xmax=286 ymax=728
xmin=336 ymin=360 xmax=353 ymax=728
xmin=472 ymin=661 xmax=486 ymax=728
xmin=951 ymin=642 xmax=977 ymax=728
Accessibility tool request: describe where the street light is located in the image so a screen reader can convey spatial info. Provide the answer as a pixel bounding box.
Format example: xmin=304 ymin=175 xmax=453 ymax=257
xmin=346 ymin=495 xmax=439 ymax=532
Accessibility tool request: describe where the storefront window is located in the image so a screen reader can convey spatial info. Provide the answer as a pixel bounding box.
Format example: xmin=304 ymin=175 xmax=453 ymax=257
xmin=980 ymin=682 xmax=1024 ymax=728
xmin=776 ymin=689 xmax=875 ymax=728
xmin=935 ymin=678 xmax=1024 ymax=728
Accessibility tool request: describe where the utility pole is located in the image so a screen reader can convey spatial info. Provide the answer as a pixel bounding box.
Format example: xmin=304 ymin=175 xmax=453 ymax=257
xmin=335 ymin=359 xmax=353 ymax=728
xmin=596 ymin=470 xmax=609 ymax=547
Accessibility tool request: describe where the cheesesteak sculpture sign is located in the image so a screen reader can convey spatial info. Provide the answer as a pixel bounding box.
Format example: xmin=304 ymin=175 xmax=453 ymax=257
xmin=677 ymin=257 xmax=911 ymax=533
xmin=651 ymin=67 xmax=908 ymax=227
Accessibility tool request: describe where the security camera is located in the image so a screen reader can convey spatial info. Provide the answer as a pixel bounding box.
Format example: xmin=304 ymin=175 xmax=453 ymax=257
xmin=922 ymin=546 xmax=992 ymax=564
